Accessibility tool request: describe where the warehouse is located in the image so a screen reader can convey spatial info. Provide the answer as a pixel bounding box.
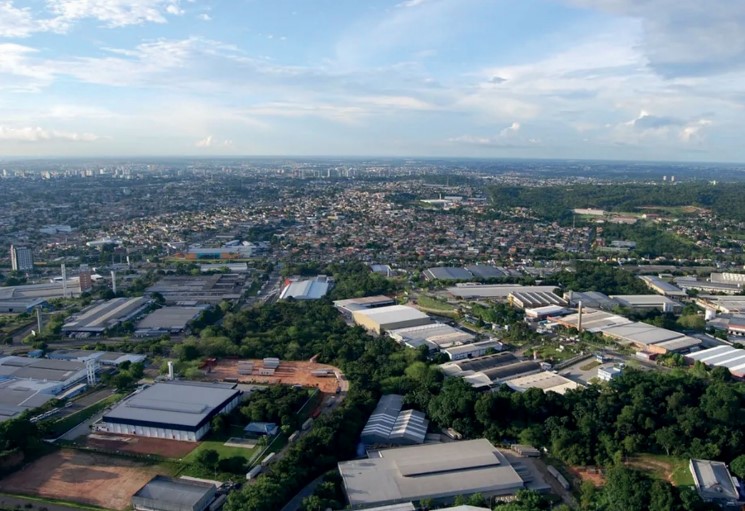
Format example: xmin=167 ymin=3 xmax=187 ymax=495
xmin=609 ymin=295 xmax=683 ymax=313
xmin=360 ymin=394 xmax=429 ymax=446
xmin=0 ymin=281 xmax=82 ymax=300
xmin=564 ymin=291 xmax=618 ymax=310
xmin=352 ymin=305 xmax=431 ymax=335
xmin=0 ymin=297 xmax=49 ymax=314
xmin=423 ymin=267 xmax=474 ymax=281
xmin=338 ymin=439 xmax=526 ymax=509
xmin=279 ymin=275 xmax=332 ymax=300
xmin=62 ymin=297 xmax=151 ymax=336
xmin=689 ymin=459 xmax=743 ymax=507
xmin=440 ymin=353 xmax=541 ymax=390
xmin=465 ymin=265 xmax=506 ymax=280
xmin=505 ymin=372 xmax=582 ymax=395
xmin=524 ymin=305 xmax=570 ymax=321
xmin=135 ymin=306 xmax=205 ymax=336
xmin=47 ymin=349 xmax=146 ymax=367
xmin=132 ymin=476 xmax=217 ymax=511
xmin=686 ymin=346 xmax=745 ymax=378
xmin=388 ymin=323 xmax=475 ymax=350
xmin=508 ymin=291 xmax=566 ymax=310
xmin=147 ymin=274 xmax=247 ymax=304
xmin=0 ymin=356 xmax=87 ymax=389
xmin=443 ymin=339 xmax=504 ymax=361
xmin=638 ymin=276 xmax=687 ymax=298
xmin=0 ymin=379 xmax=61 ymax=422
xmin=548 ymin=309 xmax=631 ymax=332
xmin=334 ymin=295 xmax=396 ymax=314
xmin=600 ymin=322 xmax=701 ymax=354
xmin=99 ymin=381 xmax=241 ymax=441
xmin=447 ymin=285 xmax=558 ymax=300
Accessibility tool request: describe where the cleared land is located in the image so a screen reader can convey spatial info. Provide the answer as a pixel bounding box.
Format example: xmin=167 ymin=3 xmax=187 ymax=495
xmin=0 ymin=450 xmax=164 ymax=510
xmin=207 ymin=359 xmax=342 ymax=393
xmin=625 ymin=454 xmax=694 ymax=486
xmin=83 ymin=433 xmax=197 ymax=459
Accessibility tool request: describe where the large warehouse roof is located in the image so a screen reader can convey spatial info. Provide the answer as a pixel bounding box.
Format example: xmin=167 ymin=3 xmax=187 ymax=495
xmin=103 ymin=381 xmax=240 ymax=430
xmin=690 ymin=459 xmax=741 ymax=503
xmin=388 ymin=323 xmax=474 ymax=349
xmin=361 ymin=394 xmax=428 ymax=446
xmin=353 ymin=305 xmax=430 ymax=326
xmin=132 ymin=476 xmax=216 ymax=511
xmin=505 ymin=372 xmax=582 ymax=395
xmin=0 ymin=356 xmax=85 ymax=383
xmin=447 ymin=285 xmax=558 ymax=299
xmin=686 ymin=346 xmax=745 ymax=378
xmin=338 ymin=439 xmax=525 ymax=508
xmin=136 ymin=306 xmax=204 ymax=331
xmin=280 ymin=276 xmax=331 ymax=300
xmin=62 ymin=297 xmax=150 ymax=334
xmin=424 ymin=267 xmax=474 ymax=281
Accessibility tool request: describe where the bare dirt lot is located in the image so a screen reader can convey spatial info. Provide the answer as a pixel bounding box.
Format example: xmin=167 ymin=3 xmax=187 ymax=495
xmin=207 ymin=359 xmax=342 ymax=393
xmin=0 ymin=450 xmax=163 ymax=510
xmin=567 ymin=466 xmax=606 ymax=487
xmin=83 ymin=433 xmax=197 ymax=459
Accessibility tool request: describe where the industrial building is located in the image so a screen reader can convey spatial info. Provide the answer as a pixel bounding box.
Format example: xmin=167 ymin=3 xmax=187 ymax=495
xmin=609 ymin=295 xmax=683 ymax=313
xmin=47 ymin=349 xmax=146 ymax=367
xmin=131 ymin=476 xmax=218 ymax=511
xmin=0 ymin=281 xmax=82 ymax=300
xmin=352 ymin=305 xmax=431 ymax=335
xmin=675 ymin=277 xmax=742 ymax=295
xmin=135 ymin=306 xmax=205 ymax=336
xmin=439 ymin=353 xmax=541 ymax=390
xmin=338 ymin=439 xmax=526 ymax=509
xmin=465 ymin=265 xmax=507 ymax=280
xmin=423 ymin=267 xmax=474 ymax=281
xmin=334 ymin=295 xmax=396 ymax=314
xmin=638 ymin=276 xmax=687 ymax=298
xmin=564 ymin=291 xmax=619 ymax=310
xmin=388 ymin=323 xmax=475 ymax=351
xmin=147 ymin=274 xmax=248 ymax=304
xmin=62 ymin=297 xmax=151 ymax=336
xmin=689 ymin=459 xmax=743 ymax=507
xmin=600 ymin=322 xmax=701 ymax=354
xmin=597 ymin=366 xmax=623 ymax=381
xmin=548 ymin=309 xmax=632 ymax=332
xmin=183 ymin=242 xmax=255 ymax=260
xmin=99 ymin=381 xmax=241 ymax=441
xmin=360 ymin=394 xmax=429 ymax=446
xmin=524 ymin=305 xmax=570 ymax=321
xmin=685 ymin=346 xmax=745 ymax=379
xmin=0 ymin=297 xmax=48 ymax=313
xmin=443 ymin=339 xmax=504 ymax=361
xmin=279 ymin=275 xmax=332 ymax=300
xmin=199 ymin=262 xmax=250 ymax=273
xmin=0 ymin=378 xmax=61 ymax=422
xmin=696 ymin=295 xmax=745 ymax=314
xmin=447 ymin=285 xmax=558 ymax=300
xmin=504 ymin=372 xmax=582 ymax=395
xmin=508 ymin=291 xmax=566 ymax=310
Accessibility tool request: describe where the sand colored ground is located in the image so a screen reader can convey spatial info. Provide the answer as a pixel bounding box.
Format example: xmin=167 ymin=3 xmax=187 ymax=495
xmin=84 ymin=433 xmax=197 ymax=459
xmin=568 ymin=466 xmax=606 ymax=487
xmin=207 ymin=359 xmax=342 ymax=393
xmin=0 ymin=450 xmax=163 ymax=510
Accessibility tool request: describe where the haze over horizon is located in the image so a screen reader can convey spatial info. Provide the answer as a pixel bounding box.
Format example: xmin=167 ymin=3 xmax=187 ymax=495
xmin=2 ymin=0 xmax=744 ymax=162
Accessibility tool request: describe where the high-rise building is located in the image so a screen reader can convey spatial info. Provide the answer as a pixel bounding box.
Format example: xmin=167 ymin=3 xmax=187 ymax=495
xmin=79 ymin=264 xmax=93 ymax=292
xmin=10 ymin=245 xmax=33 ymax=272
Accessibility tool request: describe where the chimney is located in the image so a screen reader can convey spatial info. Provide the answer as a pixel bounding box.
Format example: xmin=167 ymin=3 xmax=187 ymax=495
xmin=577 ymin=300 xmax=583 ymax=333
xmin=111 ymin=270 xmax=117 ymax=294
xmin=167 ymin=361 xmax=175 ymax=380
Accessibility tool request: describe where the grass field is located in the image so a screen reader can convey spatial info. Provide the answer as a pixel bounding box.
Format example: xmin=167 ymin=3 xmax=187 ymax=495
xmin=415 ymin=295 xmax=457 ymax=312
xmin=625 ymin=454 xmax=694 ymax=486
xmin=182 ymin=430 xmax=260 ymax=464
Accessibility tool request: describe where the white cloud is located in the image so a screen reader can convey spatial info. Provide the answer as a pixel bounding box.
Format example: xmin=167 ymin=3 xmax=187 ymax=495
xmin=0 ymin=125 xmax=100 ymax=142
xmin=46 ymin=0 xmax=185 ymax=29
xmin=195 ymin=135 xmax=233 ymax=148
xmin=197 ymin=13 xmax=211 ymax=21
xmin=448 ymin=121 xmax=531 ymax=147
xmin=0 ymin=1 xmax=36 ymax=37
xmin=397 ymin=0 xmax=429 ymax=7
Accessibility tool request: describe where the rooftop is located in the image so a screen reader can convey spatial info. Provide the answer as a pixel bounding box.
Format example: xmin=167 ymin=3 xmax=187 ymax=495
xmin=352 ymin=305 xmax=430 ymax=326
xmin=136 ymin=306 xmax=204 ymax=331
xmin=280 ymin=276 xmax=331 ymax=300
xmin=338 ymin=439 xmax=524 ymax=508
xmin=132 ymin=476 xmax=216 ymax=508
xmin=690 ymin=459 xmax=740 ymax=502
xmin=62 ymin=297 xmax=150 ymax=333
xmin=103 ymin=381 xmax=239 ymax=429
xmin=505 ymin=372 xmax=582 ymax=395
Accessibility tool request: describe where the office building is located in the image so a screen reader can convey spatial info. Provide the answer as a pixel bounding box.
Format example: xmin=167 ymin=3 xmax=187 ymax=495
xmin=10 ymin=245 xmax=33 ymax=272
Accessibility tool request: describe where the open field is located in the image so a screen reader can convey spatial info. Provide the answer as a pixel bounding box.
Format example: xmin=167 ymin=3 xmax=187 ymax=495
xmin=0 ymin=450 xmax=165 ymax=510
xmin=414 ymin=295 xmax=457 ymax=312
xmin=567 ymin=466 xmax=606 ymax=487
xmin=207 ymin=359 xmax=341 ymax=393
xmin=183 ymin=436 xmax=259 ymax=463
xmin=625 ymin=454 xmax=694 ymax=486
xmin=82 ymin=433 xmax=197 ymax=459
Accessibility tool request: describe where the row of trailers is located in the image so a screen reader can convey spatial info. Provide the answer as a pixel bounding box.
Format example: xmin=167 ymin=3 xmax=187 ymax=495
xmin=238 ymin=358 xmax=280 ymax=376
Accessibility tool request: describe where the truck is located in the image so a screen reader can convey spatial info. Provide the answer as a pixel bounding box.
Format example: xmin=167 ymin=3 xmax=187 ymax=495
xmin=246 ymin=466 xmax=262 ymax=480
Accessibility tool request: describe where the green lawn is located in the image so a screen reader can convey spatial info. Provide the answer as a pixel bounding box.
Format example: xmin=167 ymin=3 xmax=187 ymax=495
xmin=626 ymin=454 xmax=694 ymax=486
xmin=415 ymin=295 xmax=457 ymax=312
xmin=182 ymin=434 xmax=259 ymax=464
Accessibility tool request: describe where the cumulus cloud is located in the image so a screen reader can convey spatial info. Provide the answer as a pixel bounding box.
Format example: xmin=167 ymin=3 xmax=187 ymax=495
xmin=0 ymin=1 xmax=36 ymax=37
xmin=615 ymin=110 xmax=713 ymax=143
xmin=448 ymin=122 xmax=534 ymax=147
xmin=568 ymin=0 xmax=745 ymax=77
xmin=0 ymin=125 xmax=100 ymax=142
xmin=397 ymin=0 xmax=430 ymax=7
xmin=195 ymin=135 xmax=233 ymax=148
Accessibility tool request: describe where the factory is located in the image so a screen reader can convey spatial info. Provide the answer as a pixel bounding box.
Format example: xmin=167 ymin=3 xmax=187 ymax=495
xmin=504 ymin=372 xmax=582 ymax=395
xmin=360 ymin=394 xmax=429 ymax=446
xmin=338 ymin=439 xmax=527 ymax=509
xmin=423 ymin=267 xmax=475 ymax=281
xmin=132 ymin=476 xmax=218 ymax=511
xmin=135 ymin=306 xmax=206 ymax=336
xmin=638 ymin=276 xmax=687 ymax=298
xmin=147 ymin=274 xmax=248 ymax=304
xmin=47 ymin=349 xmax=147 ymax=367
xmin=334 ymin=295 xmax=396 ymax=314
xmin=182 ymin=242 xmax=256 ymax=260
xmin=352 ymin=305 xmax=431 ymax=335
xmin=279 ymin=275 xmax=332 ymax=300
xmin=443 ymin=339 xmax=504 ymax=361
xmin=685 ymin=346 xmax=745 ymax=379
xmin=62 ymin=297 xmax=151 ymax=337
xmin=689 ymin=459 xmax=744 ymax=507
xmin=508 ymin=291 xmax=567 ymax=310
xmin=99 ymin=381 xmax=241 ymax=441
xmin=447 ymin=284 xmax=558 ymax=300
xmin=388 ymin=323 xmax=475 ymax=351
xmin=0 ymin=281 xmax=83 ymax=300
xmin=0 ymin=297 xmax=49 ymax=314
xmin=439 ymin=352 xmax=541 ymax=390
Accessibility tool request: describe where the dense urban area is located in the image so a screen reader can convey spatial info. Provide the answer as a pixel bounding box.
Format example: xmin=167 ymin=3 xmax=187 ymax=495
xmin=2 ymin=158 xmax=745 ymax=511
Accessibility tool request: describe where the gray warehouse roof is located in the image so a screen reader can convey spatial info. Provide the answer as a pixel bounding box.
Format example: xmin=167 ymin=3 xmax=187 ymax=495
xmin=447 ymin=285 xmax=558 ymax=299
xmin=353 ymin=305 xmax=430 ymax=327
xmin=62 ymin=297 xmax=150 ymax=333
xmin=361 ymin=394 xmax=428 ymax=446
xmin=103 ymin=381 xmax=239 ymax=429
xmin=136 ymin=306 xmax=204 ymax=331
xmin=338 ymin=439 xmax=525 ymax=508
xmin=690 ymin=459 xmax=741 ymax=503
xmin=132 ymin=476 xmax=216 ymax=510
xmin=424 ymin=267 xmax=474 ymax=281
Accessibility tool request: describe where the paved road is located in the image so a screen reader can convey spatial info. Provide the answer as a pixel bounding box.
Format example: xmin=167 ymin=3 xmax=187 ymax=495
xmin=0 ymin=493 xmax=91 ymax=511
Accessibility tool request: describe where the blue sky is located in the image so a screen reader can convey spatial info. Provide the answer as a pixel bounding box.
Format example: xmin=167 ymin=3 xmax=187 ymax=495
xmin=1 ymin=0 xmax=745 ymax=161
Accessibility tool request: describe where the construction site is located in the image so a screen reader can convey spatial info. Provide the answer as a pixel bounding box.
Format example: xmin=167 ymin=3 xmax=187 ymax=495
xmin=205 ymin=358 xmax=344 ymax=394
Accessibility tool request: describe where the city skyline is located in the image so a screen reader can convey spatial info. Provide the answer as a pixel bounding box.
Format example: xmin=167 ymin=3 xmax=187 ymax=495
xmin=1 ymin=0 xmax=745 ymax=161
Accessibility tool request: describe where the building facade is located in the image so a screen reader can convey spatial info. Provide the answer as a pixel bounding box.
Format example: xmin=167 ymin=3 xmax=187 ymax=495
xmin=10 ymin=245 xmax=33 ymax=272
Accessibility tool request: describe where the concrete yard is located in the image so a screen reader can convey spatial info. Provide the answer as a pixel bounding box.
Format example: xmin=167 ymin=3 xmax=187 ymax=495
xmin=0 ymin=450 xmax=164 ymax=510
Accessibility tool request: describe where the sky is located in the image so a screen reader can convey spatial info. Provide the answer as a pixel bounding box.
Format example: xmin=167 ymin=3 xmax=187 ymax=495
xmin=1 ymin=0 xmax=745 ymax=161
